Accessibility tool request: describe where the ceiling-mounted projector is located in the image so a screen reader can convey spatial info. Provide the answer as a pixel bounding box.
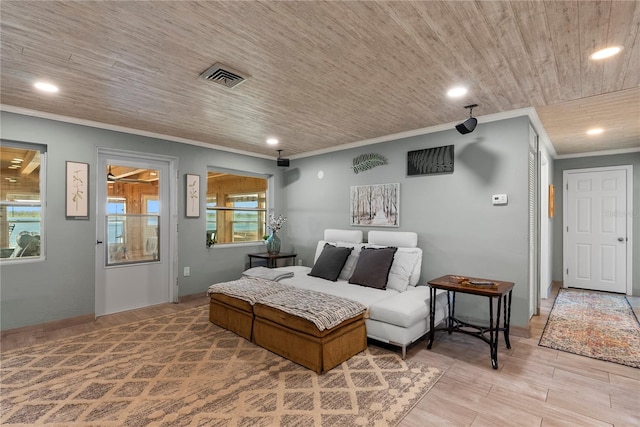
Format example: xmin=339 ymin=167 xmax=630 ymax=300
xmin=276 ymin=150 xmax=289 ymax=167
xmin=455 ymin=104 xmax=478 ymax=135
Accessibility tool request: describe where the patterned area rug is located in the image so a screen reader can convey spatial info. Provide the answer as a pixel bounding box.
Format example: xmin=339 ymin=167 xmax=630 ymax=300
xmin=539 ymin=289 xmax=640 ymax=368
xmin=1 ymin=305 xmax=443 ymax=426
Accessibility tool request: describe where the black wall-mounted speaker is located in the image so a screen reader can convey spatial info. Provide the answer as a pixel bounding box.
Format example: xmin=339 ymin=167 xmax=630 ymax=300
xmin=455 ymin=117 xmax=478 ymax=134
xmin=277 ymin=158 xmax=290 ymax=167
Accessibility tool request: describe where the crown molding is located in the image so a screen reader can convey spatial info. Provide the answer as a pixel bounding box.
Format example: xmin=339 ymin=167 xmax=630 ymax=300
xmin=555 ymin=147 xmax=640 ymax=159
xmin=292 ymin=107 xmax=560 ymax=160
xmin=0 ymin=105 xmax=273 ymax=160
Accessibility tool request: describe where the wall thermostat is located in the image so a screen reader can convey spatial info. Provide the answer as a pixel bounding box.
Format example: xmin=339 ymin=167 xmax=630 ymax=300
xmin=492 ymin=194 xmax=508 ymax=205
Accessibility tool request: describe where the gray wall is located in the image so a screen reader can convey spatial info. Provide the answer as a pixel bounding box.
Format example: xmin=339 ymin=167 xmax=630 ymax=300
xmin=540 ymin=146 xmax=555 ymax=299
xmin=0 ymin=111 xmax=282 ymax=330
xmin=284 ymin=116 xmax=534 ymax=327
xmin=1 ymin=111 xmax=538 ymax=330
xmin=553 ymin=153 xmax=640 ymax=296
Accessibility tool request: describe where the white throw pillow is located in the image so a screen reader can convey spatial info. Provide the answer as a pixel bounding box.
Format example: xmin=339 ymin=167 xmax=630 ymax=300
xmin=367 ymin=245 xmax=422 ymax=292
xmin=337 ymin=242 xmax=366 ymax=281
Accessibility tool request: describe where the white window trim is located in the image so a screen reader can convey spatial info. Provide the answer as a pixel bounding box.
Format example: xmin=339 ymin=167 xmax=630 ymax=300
xmin=1 ymin=140 xmax=46 ymax=264
xmin=206 ymin=167 xmax=272 ymax=247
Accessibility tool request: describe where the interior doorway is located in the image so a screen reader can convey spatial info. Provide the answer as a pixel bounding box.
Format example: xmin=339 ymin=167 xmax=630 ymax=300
xmin=563 ymin=166 xmax=633 ymax=294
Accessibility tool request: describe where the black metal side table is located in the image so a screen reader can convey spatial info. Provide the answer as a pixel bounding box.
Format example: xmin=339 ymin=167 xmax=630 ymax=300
xmin=247 ymin=252 xmax=297 ymax=269
xmin=427 ymin=274 xmax=514 ymax=369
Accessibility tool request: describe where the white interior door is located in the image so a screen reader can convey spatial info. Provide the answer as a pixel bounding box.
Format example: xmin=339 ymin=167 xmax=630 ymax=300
xmin=564 ymin=167 xmax=629 ymax=293
xmin=96 ymin=151 xmax=177 ymax=317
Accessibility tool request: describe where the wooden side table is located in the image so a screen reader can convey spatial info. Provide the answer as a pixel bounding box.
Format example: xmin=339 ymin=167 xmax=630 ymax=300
xmin=427 ymin=274 xmax=514 ymax=369
xmin=248 ymin=252 xmax=297 ymax=269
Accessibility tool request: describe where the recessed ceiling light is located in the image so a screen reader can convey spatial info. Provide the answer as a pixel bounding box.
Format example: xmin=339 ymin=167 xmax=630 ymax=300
xmin=586 ymin=128 xmax=604 ymax=135
xmin=447 ymin=86 xmax=468 ymax=98
xmin=590 ymin=46 xmax=623 ymax=60
xmin=34 ymin=81 xmax=59 ymax=93
xmin=266 ymin=138 xmax=279 ymax=145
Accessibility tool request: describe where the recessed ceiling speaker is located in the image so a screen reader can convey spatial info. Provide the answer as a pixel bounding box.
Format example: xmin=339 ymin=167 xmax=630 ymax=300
xmin=455 ymin=104 xmax=478 ymax=134
xmin=276 ymin=150 xmax=290 ymax=167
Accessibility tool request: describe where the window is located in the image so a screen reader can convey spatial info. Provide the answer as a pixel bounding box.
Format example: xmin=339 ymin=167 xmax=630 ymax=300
xmin=206 ymin=169 xmax=268 ymax=245
xmin=1 ymin=141 xmax=46 ymax=260
xmin=105 ymin=166 xmax=160 ymax=265
xmin=107 ymin=197 xmax=126 ymax=245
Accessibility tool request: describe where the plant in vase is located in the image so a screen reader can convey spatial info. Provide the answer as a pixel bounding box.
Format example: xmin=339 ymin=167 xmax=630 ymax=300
xmin=266 ymin=214 xmax=286 ymax=254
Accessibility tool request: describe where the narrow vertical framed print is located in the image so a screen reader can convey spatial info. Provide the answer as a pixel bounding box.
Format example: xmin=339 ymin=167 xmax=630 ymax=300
xmin=66 ymin=161 xmax=89 ymax=219
xmin=185 ymin=173 xmax=200 ymax=218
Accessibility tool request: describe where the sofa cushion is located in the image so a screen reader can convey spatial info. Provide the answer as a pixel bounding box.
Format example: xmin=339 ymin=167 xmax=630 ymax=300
xmin=308 ymin=243 xmax=353 ymax=281
xmin=368 ymin=286 xmax=430 ymax=327
xmin=337 ymin=242 xmax=366 ymax=281
xmin=348 ymin=246 xmax=397 ymax=289
xmin=368 ymin=230 xmax=417 ymax=248
xmin=324 ymin=229 xmax=363 ymax=243
xmin=367 ymin=245 xmax=422 ymax=289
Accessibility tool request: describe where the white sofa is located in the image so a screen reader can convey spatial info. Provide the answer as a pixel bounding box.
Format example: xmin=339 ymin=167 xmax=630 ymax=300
xmin=274 ymin=229 xmax=449 ymax=358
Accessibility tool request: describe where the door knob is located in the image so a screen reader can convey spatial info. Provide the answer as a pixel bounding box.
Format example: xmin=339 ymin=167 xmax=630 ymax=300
xmin=618 ymin=237 xmax=625 ymax=242
xmin=97 ymin=240 xmax=103 ymax=244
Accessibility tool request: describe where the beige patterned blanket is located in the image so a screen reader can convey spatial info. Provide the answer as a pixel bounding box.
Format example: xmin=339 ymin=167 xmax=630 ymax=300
xmin=256 ymin=288 xmax=367 ymax=331
xmin=207 ymin=277 xmax=292 ymax=305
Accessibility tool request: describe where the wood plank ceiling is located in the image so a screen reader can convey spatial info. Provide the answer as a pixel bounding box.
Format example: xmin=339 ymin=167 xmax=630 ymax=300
xmin=1 ymin=1 xmax=638 ymax=157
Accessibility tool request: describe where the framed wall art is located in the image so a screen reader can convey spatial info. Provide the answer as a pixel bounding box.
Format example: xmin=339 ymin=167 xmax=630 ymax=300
xmin=350 ymin=183 xmax=399 ymax=227
xmin=407 ymin=145 xmax=454 ymax=176
xmin=66 ymin=161 xmax=89 ymax=219
xmin=185 ymin=173 xmax=200 ymax=218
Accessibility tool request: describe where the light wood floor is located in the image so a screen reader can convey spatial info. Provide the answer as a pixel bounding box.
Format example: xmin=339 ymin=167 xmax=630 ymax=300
xmin=2 ymin=284 xmax=639 ymax=426
xmin=401 ymin=283 xmax=640 ymax=427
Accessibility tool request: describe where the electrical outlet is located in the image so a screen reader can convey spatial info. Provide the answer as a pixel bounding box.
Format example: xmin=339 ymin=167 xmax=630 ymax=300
xmin=492 ymin=194 xmax=508 ymax=205
xmin=183 ymin=266 xmax=190 ymax=277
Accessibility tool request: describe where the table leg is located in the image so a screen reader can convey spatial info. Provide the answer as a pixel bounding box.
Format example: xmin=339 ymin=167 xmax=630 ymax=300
xmin=449 ymin=291 xmax=455 ymax=332
xmin=427 ymin=286 xmax=436 ymax=349
xmin=504 ymin=290 xmax=512 ymax=349
xmin=487 ymin=296 xmax=498 ymax=369
xmin=494 ymin=295 xmax=503 ymax=369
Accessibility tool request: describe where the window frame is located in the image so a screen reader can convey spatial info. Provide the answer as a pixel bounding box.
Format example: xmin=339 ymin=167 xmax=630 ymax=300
xmin=206 ymin=167 xmax=271 ymax=247
xmin=0 ymin=140 xmax=47 ymax=263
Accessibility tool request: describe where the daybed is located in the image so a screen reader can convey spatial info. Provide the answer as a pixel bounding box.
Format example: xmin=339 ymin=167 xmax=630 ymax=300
xmin=207 ymin=229 xmax=448 ymax=372
xmin=275 ymin=229 xmax=449 ymax=358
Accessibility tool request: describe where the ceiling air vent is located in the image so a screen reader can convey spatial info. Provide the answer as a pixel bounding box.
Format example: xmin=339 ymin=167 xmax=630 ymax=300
xmin=199 ymin=63 xmax=247 ymax=89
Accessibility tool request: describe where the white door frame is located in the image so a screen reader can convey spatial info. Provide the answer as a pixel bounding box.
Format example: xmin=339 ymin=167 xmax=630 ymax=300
xmin=540 ymin=152 xmax=551 ymax=299
xmin=528 ymin=125 xmax=539 ymax=318
xmin=562 ymin=165 xmax=633 ymax=295
xmin=95 ymin=147 xmax=179 ymax=313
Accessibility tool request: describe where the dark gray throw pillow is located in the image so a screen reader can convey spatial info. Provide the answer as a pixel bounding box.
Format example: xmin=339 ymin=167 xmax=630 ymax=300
xmin=348 ymin=246 xmax=398 ymax=289
xmin=308 ymin=243 xmax=353 ymax=281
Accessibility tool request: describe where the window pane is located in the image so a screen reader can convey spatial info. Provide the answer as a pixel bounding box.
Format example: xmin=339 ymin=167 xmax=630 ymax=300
xmin=105 ymin=166 xmax=159 ymax=265
xmin=1 ymin=142 xmax=44 ymax=259
xmin=106 ymin=214 xmax=159 ymax=265
xmin=206 ymin=170 xmax=267 ymax=244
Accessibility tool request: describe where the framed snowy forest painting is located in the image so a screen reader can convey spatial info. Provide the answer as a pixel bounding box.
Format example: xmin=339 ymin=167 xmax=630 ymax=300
xmin=349 ymin=183 xmax=399 ymax=227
